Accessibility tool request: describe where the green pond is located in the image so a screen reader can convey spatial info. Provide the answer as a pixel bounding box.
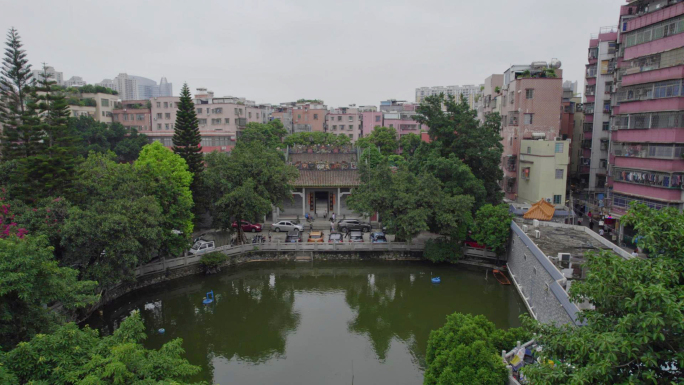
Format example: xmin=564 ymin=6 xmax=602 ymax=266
xmin=86 ymin=261 xmax=527 ymax=385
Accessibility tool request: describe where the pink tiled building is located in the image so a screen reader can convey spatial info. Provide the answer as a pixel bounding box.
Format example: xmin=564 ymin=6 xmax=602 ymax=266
xmin=605 ymin=0 xmax=684 ymax=220
xmin=328 ymin=106 xmax=363 ymax=142
xmin=493 ymin=64 xmax=565 ymax=201
xmin=112 ymin=100 xmax=152 ymax=132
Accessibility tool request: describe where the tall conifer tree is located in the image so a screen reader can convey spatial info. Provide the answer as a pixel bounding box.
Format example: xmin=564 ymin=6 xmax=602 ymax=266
xmin=172 ymin=83 xmax=203 ymax=201
xmin=18 ymin=65 xmax=80 ymax=199
xmin=0 ymin=28 xmax=42 ymax=160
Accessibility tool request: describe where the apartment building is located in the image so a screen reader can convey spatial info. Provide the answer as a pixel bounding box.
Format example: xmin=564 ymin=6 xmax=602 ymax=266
xmin=272 ymin=105 xmax=294 ymax=133
xmin=112 ymin=100 xmax=152 ymax=131
xmin=607 ymin=0 xmax=684 ymax=218
xmin=415 ymin=84 xmax=484 ymax=109
xmin=518 ymin=139 xmax=570 ymax=205
xmin=32 ymin=66 xmax=63 ymax=86
xmin=362 ymin=101 xmax=427 ymax=138
xmin=496 ymin=62 xmax=564 ymax=201
xmin=479 ymin=75 xmax=504 ymax=121
xmin=328 ymin=106 xmax=362 ymax=141
xmin=582 ymin=27 xmax=618 ymax=199
xmin=151 ymin=97 xmax=180 ymax=132
xmin=65 ymin=92 xmax=119 ymax=123
xmin=292 ymin=102 xmax=327 ymax=133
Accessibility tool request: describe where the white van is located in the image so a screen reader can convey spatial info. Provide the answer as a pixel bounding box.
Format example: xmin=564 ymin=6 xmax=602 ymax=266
xmin=189 ymin=240 xmax=216 ymax=255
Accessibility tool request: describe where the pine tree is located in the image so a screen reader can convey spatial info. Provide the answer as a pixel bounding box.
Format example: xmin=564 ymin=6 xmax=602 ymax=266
xmin=18 ymin=64 xmax=80 ymax=199
xmin=0 ymin=28 xmax=42 ymax=161
xmin=172 ymin=83 xmax=203 ymax=206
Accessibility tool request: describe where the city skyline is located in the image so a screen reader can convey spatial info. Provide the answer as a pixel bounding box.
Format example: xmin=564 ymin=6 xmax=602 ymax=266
xmin=2 ymin=0 xmax=618 ymax=107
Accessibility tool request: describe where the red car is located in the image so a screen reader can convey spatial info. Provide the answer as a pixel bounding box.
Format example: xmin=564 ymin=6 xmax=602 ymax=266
xmin=464 ymin=240 xmax=487 ymax=249
xmin=232 ymin=221 xmax=262 ymax=233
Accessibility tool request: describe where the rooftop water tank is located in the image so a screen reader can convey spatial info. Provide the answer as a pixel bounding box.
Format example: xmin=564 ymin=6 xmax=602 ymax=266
xmin=549 ymin=58 xmax=562 ymax=69
xmin=531 ymin=61 xmax=548 ymax=69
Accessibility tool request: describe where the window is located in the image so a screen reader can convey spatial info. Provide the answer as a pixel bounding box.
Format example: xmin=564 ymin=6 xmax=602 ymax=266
xmin=375 ymin=115 xmax=381 ymax=122
xmin=212 ymin=118 xmax=222 ymax=125
xmin=555 ymin=169 xmax=564 ymax=179
xmin=338 ymin=116 xmax=342 ymax=121
xmin=526 ymin=89 xmax=534 ymax=99
xmin=524 ymin=113 xmax=533 ymax=124
xmin=157 ymin=123 xmax=161 ymax=129
xmin=509 ymin=92 xmax=514 ymax=104
xmin=297 ymin=114 xmax=301 ymax=120
xmin=156 ymin=102 xmax=161 ymax=108
xmin=348 ymin=116 xmax=353 ymax=122
xmin=198 ymin=119 xmax=207 ymax=125
xmin=389 ymin=124 xmax=393 ymax=128
xmin=129 ymin=114 xmax=133 ymax=121
xmin=123 ymin=114 xmax=128 ymax=121
xmin=101 ymin=98 xmax=109 ymax=107
xmin=156 ymin=113 xmax=162 ymax=119
xmin=332 ymin=125 xmax=337 ymax=130
xmin=527 ymin=147 xmax=531 ymax=154
xmin=314 ymin=114 xmax=318 ymax=120
xmin=551 ymin=143 xmax=564 ymax=155
xmin=137 ymin=114 xmax=144 ymax=121
xmin=339 ymin=125 xmax=344 ymax=130
xmin=553 ymin=195 xmax=562 ymax=204
xmin=196 ymin=108 xmax=202 ymax=114
xmin=212 ymin=108 xmax=223 ymax=114
xmin=165 ymin=113 xmax=171 ymax=119
xmin=602 ymin=122 xmax=610 ymax=131
xmin=165 ymin=123 xmax=169 ymax=130
xmin=249 ymin=112 xmax=252 ymax=118
xmin=164 ymin=102 xmax=168 ymax=108
xmin=225 ymin=118 xmax=230 ymax=124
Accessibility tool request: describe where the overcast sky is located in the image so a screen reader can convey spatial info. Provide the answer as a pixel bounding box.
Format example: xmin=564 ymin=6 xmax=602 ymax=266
xmin=2 ymin=0 xmax=620 ymax=107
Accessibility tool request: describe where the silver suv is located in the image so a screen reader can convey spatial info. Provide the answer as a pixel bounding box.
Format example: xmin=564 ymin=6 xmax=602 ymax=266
xmin=337 ymin=219 xmax=371 ymax=233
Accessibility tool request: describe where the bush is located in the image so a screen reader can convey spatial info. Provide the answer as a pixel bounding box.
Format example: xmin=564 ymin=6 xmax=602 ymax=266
xmin=424 ymin=238 xmax=462 ymax=263
xmin=200 ymin=251 xmax=227 ymax=273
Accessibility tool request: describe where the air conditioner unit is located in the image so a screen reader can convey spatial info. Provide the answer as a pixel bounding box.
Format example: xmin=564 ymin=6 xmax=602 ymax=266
xmin=153 ymin=117 xmax=157 ymax=121
xmin=558 ymin=253 xmax=571 ymax=262
xmin=534 ymin=230 xmax=541 ymax=239
xmin=533 ymin=219 xmax=540 ymax=228
xmin=522 ymin=225 xmax=528 ymax=233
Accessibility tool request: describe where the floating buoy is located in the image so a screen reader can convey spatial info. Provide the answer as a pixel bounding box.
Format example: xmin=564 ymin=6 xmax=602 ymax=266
xmin=432 ymin=277 xmax=441 ymax=284
xmin=158 ymin=328 xmax=165 ymax=334
xmin=202 ymin=290 xmax=214 ymax=305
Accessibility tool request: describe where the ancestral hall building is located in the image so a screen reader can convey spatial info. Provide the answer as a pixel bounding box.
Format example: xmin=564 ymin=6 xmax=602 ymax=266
xmin=273 ymin=145 xmax=361 ymax=222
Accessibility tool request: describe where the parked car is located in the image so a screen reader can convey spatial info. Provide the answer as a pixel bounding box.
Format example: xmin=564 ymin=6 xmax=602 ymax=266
xmin=285 ymin=230 xmax=302 ymax=243
xmin=328 ymin=232 xmax=344 ymax=243
xmin=189 ymin=240 xmax=216 ymax=255
xmin=271 ymin=220 xmax=304 ymax=233
xmin=464 ymin=240 xmax=487 ymax=249
xmin=232 ymin=221 xmax=262 ymax=233
xmin=337 ymin=219 xmax=371 ymax=233
xmin=370 ymin=232 xmax=388 ymax=243
xmin=307 ymin=231 xmax=324 ymax=243
xmin=348 ymin=231 xmax=364 ymax=242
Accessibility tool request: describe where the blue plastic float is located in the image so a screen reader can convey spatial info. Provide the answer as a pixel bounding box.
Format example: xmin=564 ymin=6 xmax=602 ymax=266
xmin=158 ymin=328 xmax=165 ymax=334
xmin=431 ymin=277 xmax=441 ymax=284
xmin=202 ymin=290 xmax=214 ymax=305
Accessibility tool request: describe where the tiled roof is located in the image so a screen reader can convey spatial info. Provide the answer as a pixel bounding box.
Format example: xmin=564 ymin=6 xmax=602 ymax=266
xmin=289 ymin=153 xmax=357 ymax=162
xmin=293 ymin=170 xmax=360 ymax=187
xmin=523 ymin=199 xmax=556 ymax=221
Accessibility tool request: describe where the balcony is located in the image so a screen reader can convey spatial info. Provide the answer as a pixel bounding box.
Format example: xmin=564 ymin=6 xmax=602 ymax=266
xmin=508 ymin=112 xmax=519 ymax=126
xmin=236 ymin=118 xmax=247 ymax=127
xmin=612 ymin=142 xmax=684 ymax=159
xmin=585 ymin=86 xmax=596 ymax=96
xmin=613 ymin=167 xmax=684 ymax=189
xmin=586 ymin=67 xmax=598 ymax=78
xmin=603 ymin=104 xmax=612 ymax=114
xmin=585 ymin=104 xmax=595 ymax=114
xmin=581 ymin=140 xmax=593 ymax=149
xmin=505 ymin=155 xmax=517 ymax=172
xmin=614 ymin=111 xmax=684 ymax=130
xmin=583 ymin=122 xmax=593 ymax=132
xmin=588 ymin=47 xmax=599 ymax=61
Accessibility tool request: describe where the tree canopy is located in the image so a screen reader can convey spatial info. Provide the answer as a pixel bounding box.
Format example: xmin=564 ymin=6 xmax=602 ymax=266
xmin=414 ymin=94 xmax=504 ymax=204
xmin=283 ymin=131 xmax=351 ymax=147
xmin=356 ymin=126 xmax=398 ymax=156
xmin=522 ymin=204 xmax=684 ymax=383
xmin=239 ymin=120 xmax=288 ymax=149
xmin=472 ymin=204 xmax=513 ymax=256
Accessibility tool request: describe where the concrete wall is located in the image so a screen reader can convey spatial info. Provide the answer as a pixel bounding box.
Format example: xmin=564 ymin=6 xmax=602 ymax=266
xmin=506 ymin=222 xmax=579 ymax=326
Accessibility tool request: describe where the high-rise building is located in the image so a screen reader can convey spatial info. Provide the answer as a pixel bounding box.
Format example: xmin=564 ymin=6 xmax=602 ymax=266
xmin=111 ymin=73 xmax=139 ymax=100
xmin=64 ymin=76 xmax=87 ymax=88
xmin=31 ymin=66 xmax=63 ymax=85
xmin=415 ymin=84 xmax=484 ymax=109
xmin=606 ymin=0 xmax=684 ymax=221
xmin=582 ymin=27 xmax=618 ymax=200
xmin=98 ymin=74 xmax=172 ymax=100
xmin=159 ymin=77 xmax=173 ymax=97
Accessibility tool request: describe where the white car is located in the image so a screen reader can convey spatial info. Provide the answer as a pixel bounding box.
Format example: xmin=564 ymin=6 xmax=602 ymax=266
xmin=189 ymin=240 xmax=216 ymax=255
xmin=271 ymin=220 xmax=304 ymax=233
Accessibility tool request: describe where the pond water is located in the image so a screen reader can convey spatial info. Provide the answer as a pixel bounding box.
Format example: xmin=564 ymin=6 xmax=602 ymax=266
xmin=86 ymin=261 xmax=527 ymax=385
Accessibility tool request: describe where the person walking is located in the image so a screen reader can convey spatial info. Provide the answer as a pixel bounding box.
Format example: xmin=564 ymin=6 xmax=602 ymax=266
xmin=330 ymin=221 xmax=335 ymax=232
xmin=309 ymin=222 xmax=314 ymax=232
xmin=589 ymin=220 xmax=594 ymax=230
xmin=268 ymin=231 xmax=272 ymax=243
xmin=332 ymin=212 xmax=336 ymax=222
xmin=599 ymin=228 xmax=604 ymax=237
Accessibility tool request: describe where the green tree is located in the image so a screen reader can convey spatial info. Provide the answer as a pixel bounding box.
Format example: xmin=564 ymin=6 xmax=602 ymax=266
xmin=135 ymin=142 xmax=194 ymax=255
xmin=283 ymin=131 xmax=351 ymax=147
xmin=239 ymin=120 xmax=288 ymax=149
xmin=472 ymin=204 xmax=513 ymax=256
xmin=204 ymin=143 xmax=298 ymax=243
xmin=16 ymin=64 xmax=81 ymax=200
xmin=69 ymin=117 xmax=147 ymax=162
xmin=399 ymin=132 xmax=422 ymax=156
xmin=172 ymin=83 xmax=203 ymax=191
xmin=415 ymin=94 xmax=504 ymax=204
xmin=0 ymin=28 xmax=43 ymax=161
xmin=425 ymin=313 xmax=529 ymax=385
xmin=522 ymin=205 xmax=684 ymax=383
xmin=0 ymin=235 xmax=98 ymax=350
xmin=2 ymin=311 xmax=202 ymax=384
xmin=62 ymin=152 xmax=164 ymax=286
xmin=363 ymin=126 xmax=398 ymax=156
